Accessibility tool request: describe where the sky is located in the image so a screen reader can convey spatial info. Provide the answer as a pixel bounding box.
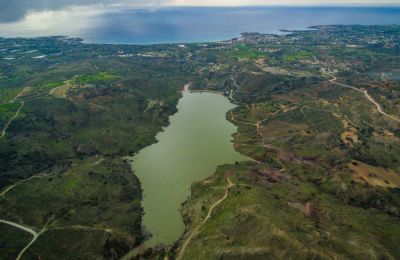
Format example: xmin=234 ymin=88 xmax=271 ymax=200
xmin=0 ymin=0 xmax=399 ymax=22
xmin=170 ymin=0 xmax=400 ymax=4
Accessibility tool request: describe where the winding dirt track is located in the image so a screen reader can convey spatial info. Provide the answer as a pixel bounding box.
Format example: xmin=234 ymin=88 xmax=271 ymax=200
xmin=230 ymin=111 xmax=257 ymax=127
xmin=0 ymin=219 xmax=47 ymax=260
xmin=230 ymin=105 xmax=290 ymax=172
xmin=182 ymin=83 xmax=191 ymax=93
xmin=0 ymin=219 xmax=37 ymax=237
xmin=229 ymin=78 xmax=240 ymax=104
xmin=0 ymin=174 xmax=48 ymax=198
xmin=360 ymin=88 xmax=400 ymax=123
xmin=0 ymin=184 xmax=18 ymax=197
xmin=325 ymin=72 xmax=400 ymax=123
xmin=16 ymin=223 xmax=48 ymax=260
xmin=0 ymin=158 xmax=50 ymax=259
xmin=177 ymin=177 xmax=234 ymax=260
xmin=0 ymin=101 xmax=25 ymax=139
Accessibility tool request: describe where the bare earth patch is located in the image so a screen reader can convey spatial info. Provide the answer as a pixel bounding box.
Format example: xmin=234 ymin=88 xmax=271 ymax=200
xmin=347 ymin=160 xmax=400 ymax=188
xmin=339 ymin=118 xmax=358 ymax=147
xmin=49 ymin=80 xmax=74 ymax=98
xmin=254 ymin=59 xmax=314 ymax=77
xmin=260 ymin=121 xmax=308 ymax=141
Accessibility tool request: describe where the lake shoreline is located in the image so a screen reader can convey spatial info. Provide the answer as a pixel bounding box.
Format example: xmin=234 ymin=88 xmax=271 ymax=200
xmin=127 ymin=88 xmax=249 ymax=253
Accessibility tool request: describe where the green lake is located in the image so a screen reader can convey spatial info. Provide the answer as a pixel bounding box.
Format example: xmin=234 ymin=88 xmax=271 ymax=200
xmin=129 ymin=91 xmax=248 ymax=247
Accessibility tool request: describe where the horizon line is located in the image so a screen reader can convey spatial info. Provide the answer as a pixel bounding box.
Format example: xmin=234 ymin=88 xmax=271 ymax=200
xmin=108 ymin=3 xmax=400 ymax=8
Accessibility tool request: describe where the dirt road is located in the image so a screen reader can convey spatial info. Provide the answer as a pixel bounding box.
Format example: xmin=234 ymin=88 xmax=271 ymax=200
xmin=177 ymin=177 xmax=234 ymax=260
xmin=182 ymin=83 xmax=191 ymax=93
xmin=0 ymin=219 xmax=37 ymax=237
xmin=0 ymin=219 xmax=47 ymax=260
xmin=0 ymin=101 xmax=25 ymax=139
xmin=0 ymin=174 xmax=48 ymax=198
xmin=323 ymin=70 xmax=400 ymax=123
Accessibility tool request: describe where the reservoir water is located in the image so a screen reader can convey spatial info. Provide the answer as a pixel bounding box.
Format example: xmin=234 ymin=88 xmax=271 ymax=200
xmin=129 ymin=90 xmax=248 ymax=246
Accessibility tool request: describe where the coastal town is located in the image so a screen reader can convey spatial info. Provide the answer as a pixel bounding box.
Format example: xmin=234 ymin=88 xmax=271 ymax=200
xmin=1 ymin=24 xmax=400 ymax=259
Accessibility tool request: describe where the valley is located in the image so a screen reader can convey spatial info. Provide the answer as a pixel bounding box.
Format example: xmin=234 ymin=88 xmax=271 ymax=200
xmin=0 ymin=25 xmax=400 ymax=259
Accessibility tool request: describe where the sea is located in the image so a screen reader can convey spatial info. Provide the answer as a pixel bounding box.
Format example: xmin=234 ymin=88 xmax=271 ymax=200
xmin=0 ymin=6 xmax=399 ymax=44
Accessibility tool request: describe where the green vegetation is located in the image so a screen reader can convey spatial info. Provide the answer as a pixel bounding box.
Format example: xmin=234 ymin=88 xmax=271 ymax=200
xmin=0 ymin=87 xmax=23 ymax=102
xmin=282 ymin=50 xmax=313 ymax=62
xmin=0 ymin=157 xmax=143 ymax=258
xmin=0 ymin=223 xmax=32 ymax=259
xmin=1 ymin=25 xmax=400 ymax=259
xmin=180 ymin=163 xmax=400 ymax=259
xmin=233 ymin=45 xmax=267 ymax=60
xmin=172 ymin=25 xmax=400 ymax=260
xmin=74 ymin=71 xmax=118 ymax=84
xmin=44 ymin=81 xmax=64 ymax=89
xmin=0 ymin=36 xmax=188 ymax=258
xmin=0 ymin=102 xmax=20 ymax=125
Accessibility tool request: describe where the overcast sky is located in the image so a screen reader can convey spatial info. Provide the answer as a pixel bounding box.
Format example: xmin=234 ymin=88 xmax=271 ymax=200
xmin=0 ymin=0 xmax=398 ymax=22
xmin=169 ymin=0 xmax=400 ymax=4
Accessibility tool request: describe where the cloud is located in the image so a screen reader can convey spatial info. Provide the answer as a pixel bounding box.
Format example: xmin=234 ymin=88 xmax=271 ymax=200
xmin=0 ymin=5 xmax=109 ymax=37
xmin=169 ymin=0 xmax=400 ymax=5
xmin=0 ymin=0 xmax=397 ymax=23
xmin=0 ymin=0 xmax=161 ymax=23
